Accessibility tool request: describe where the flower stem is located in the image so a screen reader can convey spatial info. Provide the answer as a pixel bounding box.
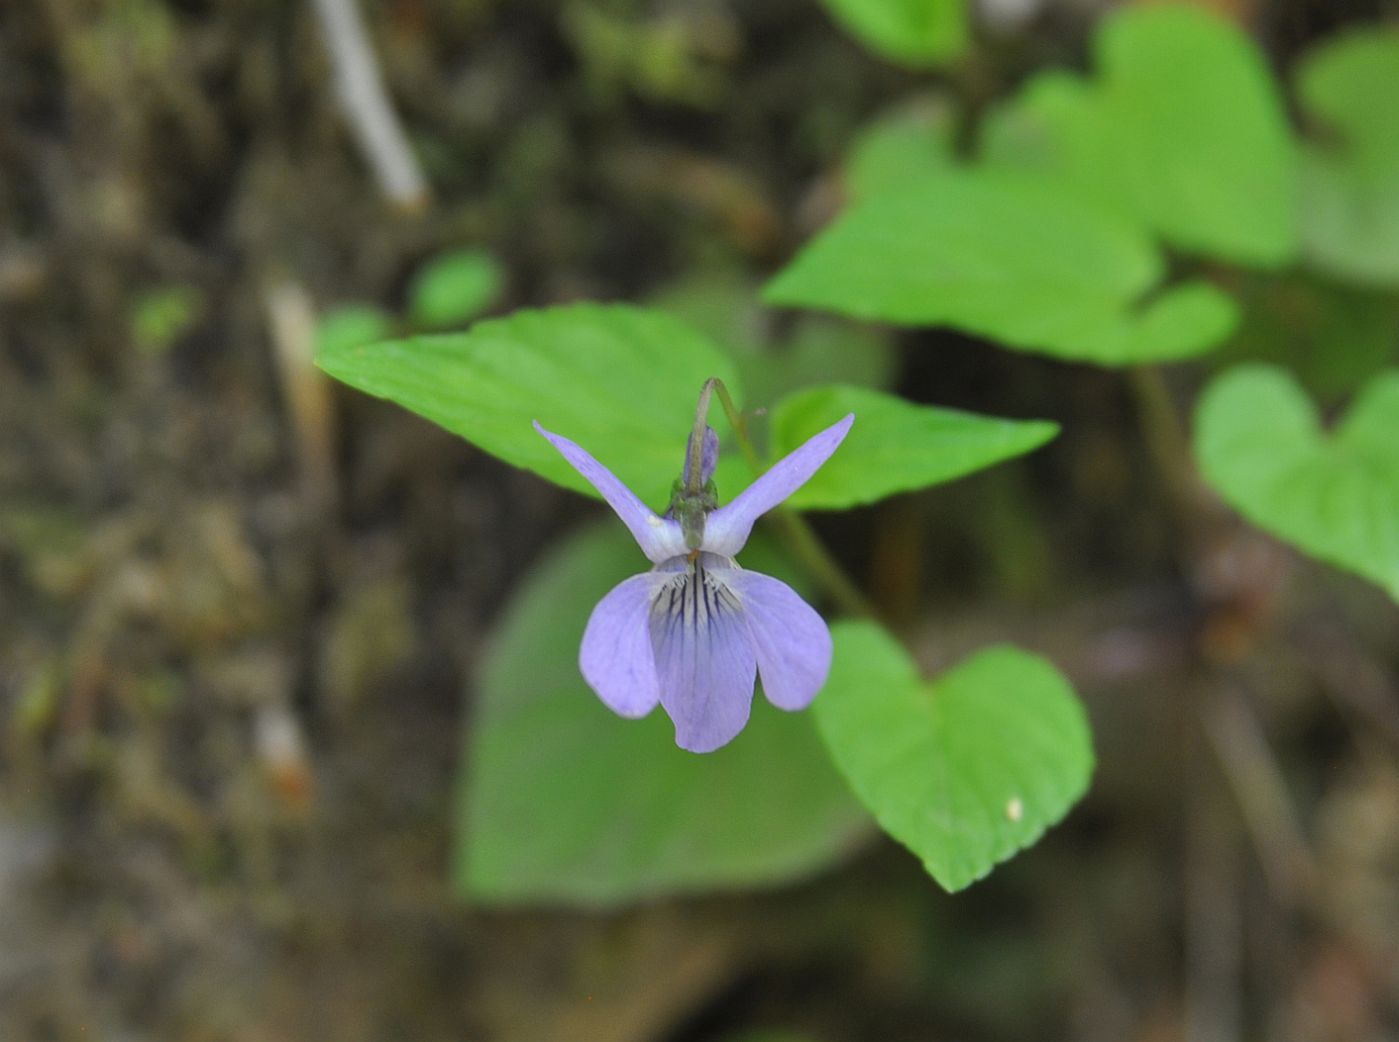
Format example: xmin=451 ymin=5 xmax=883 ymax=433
xmin=770 ymin=509 xmax=879 ymax=619
xmin=706 ymin=378 xmax=763 ymax=475
xmin=1128 ymin=364 xmax=1206 ymax=545
xmin=703 ymin=378 xmax=877 ymax=620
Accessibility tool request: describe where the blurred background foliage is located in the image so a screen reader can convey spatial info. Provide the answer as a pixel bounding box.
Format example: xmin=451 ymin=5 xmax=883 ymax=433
xmin=2 ymin=0 xmax=1398 ymax=1040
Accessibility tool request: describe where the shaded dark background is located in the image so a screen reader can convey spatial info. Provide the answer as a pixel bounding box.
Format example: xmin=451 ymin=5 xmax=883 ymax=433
xmin=2 ymin=0 xmax=1398 ymax=1039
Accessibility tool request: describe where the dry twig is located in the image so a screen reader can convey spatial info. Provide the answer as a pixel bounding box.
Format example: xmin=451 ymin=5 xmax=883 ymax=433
xmin=310 ymin=0 xmax=430 ymax=210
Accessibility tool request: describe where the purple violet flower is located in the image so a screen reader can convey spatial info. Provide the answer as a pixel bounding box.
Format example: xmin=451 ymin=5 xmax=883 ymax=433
xmin=534 ymin=413 xmax=855 ymax=753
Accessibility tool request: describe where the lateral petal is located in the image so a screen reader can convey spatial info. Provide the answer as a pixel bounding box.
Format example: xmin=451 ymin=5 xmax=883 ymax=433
xmin=724 ymin=569 xmax=832 ymax=711
xmin=580 ymin=573 xmax=663 ymax=718
xmin=702 ymin=413 xmax=854 ymax=557
xmin=534 ymin=421 xmax=687 ymax=563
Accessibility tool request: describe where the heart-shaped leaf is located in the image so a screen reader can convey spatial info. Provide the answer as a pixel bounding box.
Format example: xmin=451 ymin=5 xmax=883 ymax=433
xmin=815 ymin=621 xmax=1094 ymax=892
xmin=771 ymin=384 xmax=1058 ymax=510
xmin=1296 ymin=28 xmax=1399 ymax=286
xmin=980 ymin=4 xmax=1298 ymax=267
xmin=763 ymin=169 xmax=1237 ymax=366
xmin=844 ymin=95 xmax=959 ymax=200
xmin=316 ymin=303 xmax=744 ymax=508
xmin=457 ymin=524 xmax=870 ymax=907
xmin=1195 ymin=364 xmax=1399 ymax=601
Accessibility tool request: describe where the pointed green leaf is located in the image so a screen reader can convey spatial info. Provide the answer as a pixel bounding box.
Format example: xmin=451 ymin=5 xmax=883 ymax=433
xmin=817 ymin=0 xmax=967 ymax=67
xmin=815 ymin=621 xmax=1094 ymax=892
xmin=1296 ymin=29 xmax=1399 ymax=286
xmin=763 ymin=169 xmax=1238 ymax=366
xmin=407 ymin=248 xmax=504 ymax=328
xmin=457 ymin=524 xmax=870 ymax=907
xmin=316 ymin=303 xmax=743 ymax=508
xmin=771 ymin=384 xmax=1058 ymax=509
xmin=1194 ymin=365 xmax=1399 ymax=601
xmin=981 ymin=4 xmax=1298 ymax=266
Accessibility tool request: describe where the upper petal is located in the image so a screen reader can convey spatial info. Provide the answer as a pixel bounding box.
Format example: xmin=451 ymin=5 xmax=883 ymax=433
xmin=723 ymin=568 xmax=832 ymax=711
xmin=650 ymin=559 xmax=758 ymax=753
xmin=580 ymin=572 xmax=664 ymax=718
xmin=534 ymin=421 xmax=687 ymax=563
xmin=701 ymin=413 xmax=854 ymax=557
xmin=682 ymin=426 xmax=720 ymax=487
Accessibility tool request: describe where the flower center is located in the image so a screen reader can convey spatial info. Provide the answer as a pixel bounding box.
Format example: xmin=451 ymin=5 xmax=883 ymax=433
xmin=649 ymin=554 xmax=742 ymax=646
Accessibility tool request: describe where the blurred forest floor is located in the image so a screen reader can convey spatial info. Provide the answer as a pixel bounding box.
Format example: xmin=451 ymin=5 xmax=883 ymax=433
xmin=2 ymin=0 xmax=1399 ymax=1040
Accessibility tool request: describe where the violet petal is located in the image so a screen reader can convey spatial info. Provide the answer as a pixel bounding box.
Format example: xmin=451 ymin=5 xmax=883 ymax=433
xmin=701 ymin=413 xmax=854 ymax=557
xmin=682 ymin=426 xmax=721 ymax=487
xmin=534 ymin=421 xmax=687 ymax=563
xmin=725 ymin=568 xmax=832 ymax=710
xmin=580 ymin=573 xmax=663 ymax=718
xmin=650 ymin=562 xmax=758 ymax=753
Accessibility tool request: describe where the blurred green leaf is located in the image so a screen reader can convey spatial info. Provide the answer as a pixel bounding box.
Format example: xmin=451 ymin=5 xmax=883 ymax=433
xmin=131 ymin=284 xmax=203 ymax=354
xmin=771 ymin=384 xmax=1058 ymax=510
xmin=314 ymin=305 xmax=394 ymax=358
xmin=1195 ymin=364 xmax=1399 ymax=601
xmin=817 ymin=0 xmax=967 ymax=67
xmin=753 ymin=319 xmax=898 ymax=408
xmin=407 ymin=248 xmax=503 ymax=328
xmin=316 ymin=303 xmax=744 ymax=508
xmin=1296 ymin=28 xmax=1399 ymax=285
xmin=457 ymin=523 xmax=870 ymax=906
xmin=845 ymin=95 xmax=959 ymax=199
xmin=763 ymin=169 xmax=1238 ymax=366
xmin=562 ymin=2 xmax=728 ymax=107
xmin=648 ymin=268 xmax=768 ymax=356
xmin=816 ymin=621 xmax=1094 ymax=892
xmin=981 ymin=4 xmax=1298 ymax=267
xmin=650 ymin=272 xmax=897 ymax=408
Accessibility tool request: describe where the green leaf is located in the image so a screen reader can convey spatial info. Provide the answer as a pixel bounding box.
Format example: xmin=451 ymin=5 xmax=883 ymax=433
xmin=817 ymin=0 xmax=968 ymax=67
xmin=981 ymin=4 xmax=1298 ymax=267
xmin=845 ymin=95 xmax=959 ymax=200
xmin=815 ymin=621 xmax=1094 ymax=892
xmin=771 ymin=384 xmax=1058 ymax=510
xmin=316 ymin=303 xmax=744 ymax=508
xmin=407 ymin=248 xmax=504 ymax=328
xmin=1194 ymin=365 xmax=1399 ymax=601
xmin=314 ymin=305 xmax=394 ymax=358
xmin=1296 ymin=29 xmax=1399 ymax=285
xmin=456 ymin=523 xmax=870 ymax=906
xmin=763 ymin=169 xmax=1238 ymax=366
xmin=130 ymin=284 xmax=203 ymax=354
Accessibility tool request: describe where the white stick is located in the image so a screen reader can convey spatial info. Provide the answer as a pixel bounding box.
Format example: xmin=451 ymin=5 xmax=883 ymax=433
xmin=310 ymin=0 xmax=430 ymax=209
